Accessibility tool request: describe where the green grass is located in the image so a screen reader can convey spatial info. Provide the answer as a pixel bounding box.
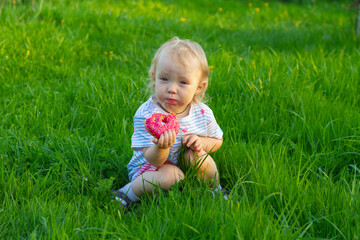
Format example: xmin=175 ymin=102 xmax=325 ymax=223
xmin=1 ymin=0 xmax=360 ymax=239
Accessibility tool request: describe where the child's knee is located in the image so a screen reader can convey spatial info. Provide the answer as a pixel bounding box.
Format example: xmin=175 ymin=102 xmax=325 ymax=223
xmin=184 ymin=148 xmax=208 ymax=166
xmin=158 ymin=165 xmax=184 ymax=189
xmin=184 ymin=148 xmax=196 ymax=164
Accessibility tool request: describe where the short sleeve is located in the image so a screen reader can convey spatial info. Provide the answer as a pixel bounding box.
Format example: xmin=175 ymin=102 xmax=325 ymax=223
xmin=130 ymin=100 xmax=157 ymax=151
xmin=131 ymin=116 xmax=154 ymax=151
xmin=205 ymin=107 xmax=223 ymax=139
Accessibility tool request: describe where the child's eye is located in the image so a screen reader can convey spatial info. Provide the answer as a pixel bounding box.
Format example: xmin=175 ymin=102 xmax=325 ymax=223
xmin=180 ymin=81 xmax=188 ymax=85
xmin=160 ymin=77 xmax=168 ymax=81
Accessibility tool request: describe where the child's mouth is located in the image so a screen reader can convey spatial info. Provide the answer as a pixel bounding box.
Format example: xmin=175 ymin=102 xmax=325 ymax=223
xmin=165 ymin=99 xmax=177 ymax=105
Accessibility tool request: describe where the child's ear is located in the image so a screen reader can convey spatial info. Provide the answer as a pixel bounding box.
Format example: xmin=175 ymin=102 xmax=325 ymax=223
xmin=150 ymin=71 xmax=155 ymax=81
xmin=150 ymin=71 xmax=156 ymax=88
xmin=196 ymin=81 xmax=207 ymax=94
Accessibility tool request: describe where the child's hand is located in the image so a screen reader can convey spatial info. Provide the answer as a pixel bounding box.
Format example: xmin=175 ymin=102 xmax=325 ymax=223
xmin=182 ymin=134 xmax=203 ymax=155
xmin=152 ymin=129 xmax=176 ymax=149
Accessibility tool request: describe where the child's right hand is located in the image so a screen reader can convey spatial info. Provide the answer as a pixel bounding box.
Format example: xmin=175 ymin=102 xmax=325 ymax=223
xmin=152 ymin=129 xmax=176 ymax=149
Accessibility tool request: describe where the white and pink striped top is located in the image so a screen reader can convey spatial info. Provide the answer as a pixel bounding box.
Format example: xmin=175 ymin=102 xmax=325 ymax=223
xmin=127 ymin=96 xmax=223 ymax=181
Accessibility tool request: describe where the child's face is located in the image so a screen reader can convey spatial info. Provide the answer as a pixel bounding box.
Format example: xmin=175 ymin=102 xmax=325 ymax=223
xmin=153 ymin=50 xmax=205 ymax=114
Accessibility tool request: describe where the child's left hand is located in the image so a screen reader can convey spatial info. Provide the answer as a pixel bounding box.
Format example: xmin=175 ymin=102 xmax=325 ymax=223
xmin=182 ymin=134 xmax=203 ymax=155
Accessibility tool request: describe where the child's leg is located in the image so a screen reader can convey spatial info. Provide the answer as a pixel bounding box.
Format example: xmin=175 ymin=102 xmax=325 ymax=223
xmin=113 ymin=164 xmax=184 ymax=207
xmin=131 ymin=164 xmax=185 ymax=198
xmin=184 ymin=149 xmax=230 ymax=199
xmin=184 ymin=148 xmax=219 ymax=185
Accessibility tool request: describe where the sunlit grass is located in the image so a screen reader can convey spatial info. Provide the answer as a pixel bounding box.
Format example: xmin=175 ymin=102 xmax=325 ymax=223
xmin=1 ymin=0 xmax=359 ymax=239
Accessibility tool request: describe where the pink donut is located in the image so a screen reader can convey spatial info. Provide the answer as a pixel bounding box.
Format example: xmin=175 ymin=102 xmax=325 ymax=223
xmin=144 ymin=113 xmax=180 ymax=139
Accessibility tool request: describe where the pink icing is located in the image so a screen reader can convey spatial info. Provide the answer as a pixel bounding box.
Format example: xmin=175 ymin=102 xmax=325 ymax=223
xmin=144 ymin=113 xmax=180 ymax=139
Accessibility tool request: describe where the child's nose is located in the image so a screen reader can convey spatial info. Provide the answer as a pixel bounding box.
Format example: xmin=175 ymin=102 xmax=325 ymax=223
xmin=167 ymin=82 xmax=177 ymax=93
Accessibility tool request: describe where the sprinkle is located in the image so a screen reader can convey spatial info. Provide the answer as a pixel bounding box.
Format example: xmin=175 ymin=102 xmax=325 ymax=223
xmin=207 ymin=121 xmax=212 ymax=125
xmin=182 ymin=129 xmax=188 ymax=133
xmin=180 ymin=18 xmax=186 ymax=22
xmin=201 ymin=109 xmax=205 ymax=115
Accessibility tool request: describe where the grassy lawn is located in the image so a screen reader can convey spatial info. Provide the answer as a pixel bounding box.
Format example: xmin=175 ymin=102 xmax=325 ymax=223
xmin=1 ymin=0 xmax=360 ymax=239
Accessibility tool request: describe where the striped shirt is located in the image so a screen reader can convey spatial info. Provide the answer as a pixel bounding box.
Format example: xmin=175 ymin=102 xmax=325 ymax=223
xmin=127 ymin=96 xmax=223 ymax=181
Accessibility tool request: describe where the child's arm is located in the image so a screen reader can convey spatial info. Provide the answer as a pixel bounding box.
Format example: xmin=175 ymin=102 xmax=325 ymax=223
xmin=142 ymin=129 xmax=176 ymax=167
xmin=183 ymin=135 xmax=223 ymax=153
xmin=199 ymin=136 xmax=223 ymax=153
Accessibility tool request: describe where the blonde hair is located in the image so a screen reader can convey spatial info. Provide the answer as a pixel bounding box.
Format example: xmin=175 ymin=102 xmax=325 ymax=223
xmin=149 ymin=37 xmax=210 ymax=103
